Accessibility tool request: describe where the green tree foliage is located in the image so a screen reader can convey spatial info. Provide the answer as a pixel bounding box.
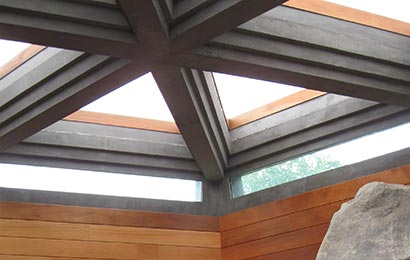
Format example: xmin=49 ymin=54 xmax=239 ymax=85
xmin=240 ymin=153 xmax=342 ymax=195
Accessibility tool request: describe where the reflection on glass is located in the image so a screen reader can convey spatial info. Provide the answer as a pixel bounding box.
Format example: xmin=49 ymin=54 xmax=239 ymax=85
xmin=231 ymin=122 xmax=410 ymax=197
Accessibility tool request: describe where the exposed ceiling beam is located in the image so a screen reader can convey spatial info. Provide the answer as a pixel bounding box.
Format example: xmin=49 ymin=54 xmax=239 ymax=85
xmin=169 ymin=0 xmax=288 ymax=53
xmin=4 ymin=120 xmax=199 ymax=174
xmin=0 ymin=48 xmax=149 ymax=151
xmin=153 ymin=66 xmax=229 ymax=180
xmin=0 ymin=0 xmax=138 ymax=58
xmin=117 ymin=0 xmax=170 ymax=57
xmin=228 ymin=104 xmax=410 ymax=176
xmin=171 ymin=6 xmax=410 ymax=107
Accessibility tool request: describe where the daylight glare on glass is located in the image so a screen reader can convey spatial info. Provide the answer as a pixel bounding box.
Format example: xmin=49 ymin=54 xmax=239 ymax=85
xmin=0 ymin=164 xmax=202 ymax=202
xmin=213 ymin=72 xmax=303 ymax=119
xmin=233 ymin=122 xmax=410 ymax=197
xmin=81 ymin=73 xmax=175 ymax=122
xmin=0 ymin=39 xmax=31 ymax=68
xmin=325 ymin=0 xmax=410 ymax=23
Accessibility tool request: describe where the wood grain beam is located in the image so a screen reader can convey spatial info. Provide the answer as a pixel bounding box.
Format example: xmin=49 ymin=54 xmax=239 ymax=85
xmin=169 ymin=0 xmax=288 ymax=53
xmin=284 ymin=0 xmax=410 ymax=36
xmin=153 ymin=66 xmax=229 ymax=180
xmin=0 ymin=0 xmax=138 ymax=58
xmin=0 ymin=47 xmax=150 ymax=152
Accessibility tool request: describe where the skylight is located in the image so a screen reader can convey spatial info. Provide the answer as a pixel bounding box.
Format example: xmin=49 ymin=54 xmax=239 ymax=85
xmin=232 ymin=122 xmax=410 ymax=197
xmin=325 ymin=0 xmax=410 ymax=23
xmin=81 ymin=73 xmax=175 ymax=122
xmin=0 ymin=39 xmax=31 ymax=68
xmin=0 ymin=164 xmax=202 ymax=202
xmin=213 ymin=73 xmax=303 ymax=119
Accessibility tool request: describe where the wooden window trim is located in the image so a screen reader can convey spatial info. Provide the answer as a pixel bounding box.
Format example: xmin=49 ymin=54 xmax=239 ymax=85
xmin=284 ymin=0 xmax=410 ymax=36
xmin=0 ymin=45 xmax=45 ymax=79
xmin=228 ymin=89 xmax=325 ymax=129
xmin=64 ymin=110 xmax=180 ymax=134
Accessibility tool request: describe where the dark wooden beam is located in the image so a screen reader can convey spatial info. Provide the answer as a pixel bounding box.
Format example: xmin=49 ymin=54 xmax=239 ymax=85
xmin=0 ymin=48 xmax=150 ymax=151
xmin=0 ymin=0 xmax=138 ymax=58
xmin=153 ymin=66 xmax=229 ymax=180
xmin=169 ymin=0 xmax=287 ymax=53
xmin=170 ymin=6 xmax=410 ymax=107
xmin=117 ymin=0 xmax=170 ymax=57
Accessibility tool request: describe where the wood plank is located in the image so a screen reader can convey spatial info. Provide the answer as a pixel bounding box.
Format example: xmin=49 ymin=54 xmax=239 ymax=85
xmin=221 ymin=224 xmax=328 ymax=260
xmin=65 ymin=110 xmax=180 ymax=134
xmin=0 ymin=45 xmax=45 ymax=79
xmin=284 ymin=0 xmax=410 ymax=36
xmin=220 ymin=165 xmax=410 ymax=231
xmin=0 ymin=256 xmax=78 ymax=260
xmin=248 ymin=244 xmax=321 ymax=260
xmin=228 ymin=90 xmax=325 ymax=129
xmin=0 ymin=219 xmax=220 ymax=248
xmin=0 ymin=236 xmax=157 ymax=259
xmin=0 ymin=256 xmax=76 ymax=260
xmin=158 ymin=246 xmax=221 ymax=260
xmin=0 ymin=201 xmax=220 ymax=232
xmin=222 ymin=201 xmax=343 ymax=247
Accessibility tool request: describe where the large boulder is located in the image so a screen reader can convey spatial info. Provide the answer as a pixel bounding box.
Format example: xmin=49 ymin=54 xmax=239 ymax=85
xmin=317 ymin=182 xmax=410 ymax=260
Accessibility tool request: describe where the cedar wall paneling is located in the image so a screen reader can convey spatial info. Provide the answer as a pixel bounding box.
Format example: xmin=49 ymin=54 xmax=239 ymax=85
xmin=0 ymin=202 xmax=221 ymax=260
xmin=220 ymin=165 xmax=410 ymax=260
xmin=0 ymin=165 xmax=409 ymax=260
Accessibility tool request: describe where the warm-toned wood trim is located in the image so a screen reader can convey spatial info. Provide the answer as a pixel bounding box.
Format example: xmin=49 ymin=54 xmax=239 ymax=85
xmin=221 ymin=200 xmax=344 ymax=247
xmin=0 ymin=218 xmax=220 ymax=248
xmin=64 ymin=110 xmax=180 ymax=134
xmin=284 ymin=0 xmax=410 ymax=36
xmin=0 ymin=45 xmax=45 ymax=79
xmin=228 ymin=89 xmax=325 ymax=129
xmin=220 ymin=165 xmax=410 ymax=231
xmin=246 ymin=243 xmax=321 ymax=260
xmin=0 ymin=201 xmax=219 ymax=232
xmin=0 ymin=236 xmax=157 ymax=259
xmin=221 ymin=223 xmax=328 ymax=260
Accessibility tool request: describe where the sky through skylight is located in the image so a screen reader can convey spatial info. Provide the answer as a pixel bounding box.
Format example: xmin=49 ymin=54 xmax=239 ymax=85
xmin=213 ymin=73 xmax=303 ymax=119
xmin=81 ymin=73 xmax=175 ymax=122
xmin=325 ymin=0 xmax=410 ymax=23
xmin=0 ymin=39 xmax=31 ymax=68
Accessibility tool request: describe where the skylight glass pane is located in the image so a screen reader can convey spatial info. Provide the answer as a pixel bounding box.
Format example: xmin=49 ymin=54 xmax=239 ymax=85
xmin=325 ymin=0 xmax=410 ymax=23
xmin=0 ymin=164 xmax=202 ymax=202
xmin=213 ymin=73 xmax=303 ymax=119
xmin=81 ymin=73 xmax=174 ymax=122
xmin=232 ymin=122 xmax=410 ymax=197
xmin=0 ymin=39 xmax=31 ymax=68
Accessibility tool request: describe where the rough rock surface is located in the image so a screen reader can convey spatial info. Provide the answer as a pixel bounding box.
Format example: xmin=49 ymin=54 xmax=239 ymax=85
xmin=317 ymin=182 xmax=410 ymax=260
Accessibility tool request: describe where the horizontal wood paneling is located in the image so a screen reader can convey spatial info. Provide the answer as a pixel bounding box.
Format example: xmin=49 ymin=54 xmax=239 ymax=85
xmin=0 ymin=201 xmax=219 ymax=231
xmin=220 ymin=165 xmax=410 ymax=231
xmin=248 ymin=244 xmax=321 ymax=260
xmin=0 ymin=237 xmax=157 ymax=259
xmin=0 ymin=219 xmax=220 ymax=248
xmin=65 ymin=111 xmax=180 ymax=133
xmin=222 ymin=201 xmax=344 ymax=247
xmin=0 ymin=256 xmax=75 ymax=260
xmin=220 ymin=165 xmax=410 ymax=259
xmin=0 ymin=203 xmax=221 ymax=259
xmin=222 ymin=224 xmax=328 ymax=260
xmin=284 ymin=0 xmax=410 ymax=36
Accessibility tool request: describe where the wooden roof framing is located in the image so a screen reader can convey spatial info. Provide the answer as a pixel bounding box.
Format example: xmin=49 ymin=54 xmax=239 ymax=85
xmin=0 ymin=0 xmax=409 ymax=185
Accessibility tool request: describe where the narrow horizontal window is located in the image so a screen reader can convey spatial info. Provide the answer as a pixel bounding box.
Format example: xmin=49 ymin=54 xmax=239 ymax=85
xmin=231 ymin=122 xmax=410 ymax=197
xmin=0 ymin=164 xmax=202 ymax=202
